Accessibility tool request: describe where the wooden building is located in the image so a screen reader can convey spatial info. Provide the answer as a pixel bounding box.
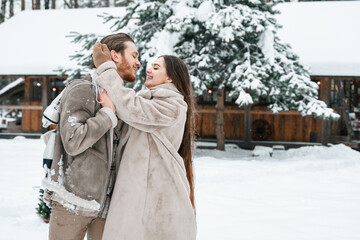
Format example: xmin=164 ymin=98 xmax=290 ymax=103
xmin=195 ymin=1 xmax=360 ymax=145
xmin=195 ymin=77 xmax=360 ymax=144
xmin=0 ymin=8 xmax=119 ymax=133
xmin=0 ymin=76 xmax=65 ymax=132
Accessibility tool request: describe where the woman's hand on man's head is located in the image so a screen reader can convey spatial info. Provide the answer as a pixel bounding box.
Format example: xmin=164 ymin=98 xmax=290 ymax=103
xmin=93 ymin=42 xmax=112 ymax=68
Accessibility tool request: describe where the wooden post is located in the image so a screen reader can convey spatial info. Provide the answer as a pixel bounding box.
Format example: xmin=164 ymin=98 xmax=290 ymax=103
xmin=41 ymin=76 xmax=48 ymax=111
xmin=244 ymin=104 xmax=252 ymax=145
xmin=24 ymin=76 xmax=31 ymax=101
xmin=354 ymin=79 xmax=359 ymax=108
xmin=336 ymin=80 xmax=353 ymax=141
xmin=216 ymin=88 xmax=225 ymax=151
xmin=320 ymin=77 xmax=330 ymax=145
xmin=32 ymin=0 xmax=40 ymax=9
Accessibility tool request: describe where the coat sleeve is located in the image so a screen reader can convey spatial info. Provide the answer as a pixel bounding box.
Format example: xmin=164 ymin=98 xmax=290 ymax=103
xmin=59 ymin=83 xmax=117 ymax=156
xmin=95 ymin=61 xmax=180 ymax=133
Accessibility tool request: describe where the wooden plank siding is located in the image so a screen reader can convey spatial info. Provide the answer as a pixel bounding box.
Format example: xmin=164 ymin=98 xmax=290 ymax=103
xmin=2 ymin=75 xmax=357 ymax=142
xmin=0 ymin=75 xmax=66 ymax=132
xmin=21 ymin=101 xmax=42 ymax=132
xmin=196 ymin=105 xmax=322 ymax=142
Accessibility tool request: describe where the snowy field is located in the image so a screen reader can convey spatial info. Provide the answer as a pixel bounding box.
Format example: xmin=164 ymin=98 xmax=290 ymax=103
xmin=0 ymin=138 xmax=360 ymax=240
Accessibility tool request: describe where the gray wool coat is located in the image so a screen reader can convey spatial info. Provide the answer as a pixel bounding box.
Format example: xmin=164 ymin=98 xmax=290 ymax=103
xmin=95 ymin=61 xmax=197 ymax=240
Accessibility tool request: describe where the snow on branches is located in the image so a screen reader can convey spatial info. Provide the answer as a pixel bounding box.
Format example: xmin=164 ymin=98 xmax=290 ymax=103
xmin=65 ymin=0 xmax=339 ymax=120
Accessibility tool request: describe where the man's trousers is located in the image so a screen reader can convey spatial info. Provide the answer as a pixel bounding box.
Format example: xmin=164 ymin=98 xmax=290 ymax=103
xmin=49 ymin=201 xmax=105 ymax=240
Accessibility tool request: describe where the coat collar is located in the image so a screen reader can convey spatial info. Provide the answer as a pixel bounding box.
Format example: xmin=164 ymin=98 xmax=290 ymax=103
xmin=138 ymin=83 xmax=183 ymax=100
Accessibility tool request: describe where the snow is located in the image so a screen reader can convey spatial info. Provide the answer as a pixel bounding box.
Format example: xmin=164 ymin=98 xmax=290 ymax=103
xmin=235 ymin=90 xmax=254 ymax=106
xmin=143 ymin=30 xmax=181 ymax=69
xmin=0 ymin=78 xmax=24 ymax=96
xmin=251 ymin=145 xmax=273 ymax=157
xmin=1 ymin=138 xmax=360 ymax=239
xmin=275 ymin=1 xmax=360 ymax=76
xmin=0 ymin=8 xmax=124 ymax=75
xmin=257 ymin=27 xmax=275 ymax=65
xmin=68 ymin=115 xmax=79 ymax=127
xmin=196 ymin=1 xmax=215 ymax=22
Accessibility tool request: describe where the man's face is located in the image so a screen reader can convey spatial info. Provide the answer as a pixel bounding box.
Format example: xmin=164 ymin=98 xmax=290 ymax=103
xmin=115 ymin=41 xmax=140 ymax=82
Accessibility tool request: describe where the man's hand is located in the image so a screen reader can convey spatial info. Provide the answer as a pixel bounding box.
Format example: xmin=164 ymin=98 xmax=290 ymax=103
xmin=93 ymin=42 xmax=112 ymax=68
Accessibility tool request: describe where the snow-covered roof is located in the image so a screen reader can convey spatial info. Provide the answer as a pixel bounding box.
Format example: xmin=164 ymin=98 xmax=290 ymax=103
xmin=0 ymin=78 xmax=24 ymax=96
xmin=0 ymin=8 xmax=124 ymax=75
xmin=275 ymin=1 xmax=360 ymax=77
xmin=0 ymin=2 xmax=359 ymax=76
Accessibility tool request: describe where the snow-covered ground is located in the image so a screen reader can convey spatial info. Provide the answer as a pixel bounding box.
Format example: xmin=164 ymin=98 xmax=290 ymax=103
xmin=0 ymin=138 xmax=360 ymax=240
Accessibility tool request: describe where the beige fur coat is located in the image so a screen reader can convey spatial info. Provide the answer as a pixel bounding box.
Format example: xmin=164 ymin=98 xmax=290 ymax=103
xmin=95 ymin=61 xmax=197 ymax=240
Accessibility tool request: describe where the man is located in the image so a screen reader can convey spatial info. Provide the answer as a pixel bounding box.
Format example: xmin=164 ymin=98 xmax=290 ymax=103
xmin=42 ymin=33 xmax=140 ymax=240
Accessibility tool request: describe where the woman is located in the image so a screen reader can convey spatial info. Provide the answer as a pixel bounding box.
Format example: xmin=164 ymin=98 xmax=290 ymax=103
xmin=93 ymin=43 xmax=197 ymax=240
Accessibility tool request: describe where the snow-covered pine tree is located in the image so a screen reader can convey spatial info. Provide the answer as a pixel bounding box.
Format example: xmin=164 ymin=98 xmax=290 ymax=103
xmin=63 ymin=0 xmax=339 ymax=149
xmin=100 ymin=0 xmax=174 ymax=90
xmin=166 ymin=0 xmax=339 ymax=149
xmin=56 ymin=32 xmax=99 ymax=84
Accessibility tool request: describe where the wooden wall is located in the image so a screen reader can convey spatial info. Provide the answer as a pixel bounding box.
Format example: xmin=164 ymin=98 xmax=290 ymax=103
xmin=196 ymin=105 xmax=322 ymax=142
xmin=0 ymin=75 xmax=66 ymax=132
xmin=21 ymin=101 xmax=42 ymax=132
xmin=3 ymin=75 xmax=356 ymax=141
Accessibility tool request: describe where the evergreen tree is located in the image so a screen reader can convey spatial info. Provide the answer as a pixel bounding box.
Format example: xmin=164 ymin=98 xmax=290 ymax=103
xmin=36 ymin=188 xmax=51 ymax=223
xmin=166 ymin=0 xmax=338 ymax=119
xmin=165 ymin=0 xmax=339 ymax=148
xmin=100 ymin=0 xmax=174 ymax=90
xmin=63 ymin=0 xmax=339 ymax=149
xmin=60 ymin=0 xmax=174 ymax=89
xmin=57 ymin=32 xmax=99 ymax=84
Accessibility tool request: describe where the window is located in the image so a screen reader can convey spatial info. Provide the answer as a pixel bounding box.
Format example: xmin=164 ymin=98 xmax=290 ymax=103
xmin=197 ymin=88 xmax=235 ymax=105
xmin=31 ymin=78 xmax=43 ymax=101
xmin=49 ymin=78 xmax=65 ymax=102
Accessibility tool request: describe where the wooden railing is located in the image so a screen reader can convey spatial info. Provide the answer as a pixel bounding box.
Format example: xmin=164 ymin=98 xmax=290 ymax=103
xmin=196 ymin=109 xmax=301 ymax=115
xmin=0 ymin=105 xmax=43 ymax=110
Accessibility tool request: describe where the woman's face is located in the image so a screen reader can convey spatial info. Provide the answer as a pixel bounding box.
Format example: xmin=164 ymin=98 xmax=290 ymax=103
xmin=145 ymin=57 xmax=172 ymax=88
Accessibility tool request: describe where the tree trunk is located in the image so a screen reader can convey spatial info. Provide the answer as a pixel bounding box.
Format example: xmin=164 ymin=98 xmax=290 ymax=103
xmin=216 ymin=88 xmax=225 ymax=151
xmin=244 ymin=104 xmax=252 ymax=146
xmin=0 ymin=0 xmax=7 ymax=23
xmin=51 ymin=0 xmax=56 ymax=9
xmin=9 ymin=0 xmax=13 ymax=17
xmin=321 ymin=120 xmax=330 ymax=146
xmin=21 ymin=0 xmax=25 ymax=10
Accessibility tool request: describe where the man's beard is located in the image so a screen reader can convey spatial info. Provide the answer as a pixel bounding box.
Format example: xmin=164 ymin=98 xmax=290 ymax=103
xmin=119 ymin=57 xmax=136 ymax=82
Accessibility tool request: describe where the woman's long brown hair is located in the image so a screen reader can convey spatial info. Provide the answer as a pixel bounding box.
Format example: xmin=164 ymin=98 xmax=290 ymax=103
xmin=161 ymin=55 xmax=196 ymax=208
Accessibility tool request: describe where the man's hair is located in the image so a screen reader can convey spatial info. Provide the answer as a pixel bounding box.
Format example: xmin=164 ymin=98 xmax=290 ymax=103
xmin=91 ymin=33 xmax=135 ymax=68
